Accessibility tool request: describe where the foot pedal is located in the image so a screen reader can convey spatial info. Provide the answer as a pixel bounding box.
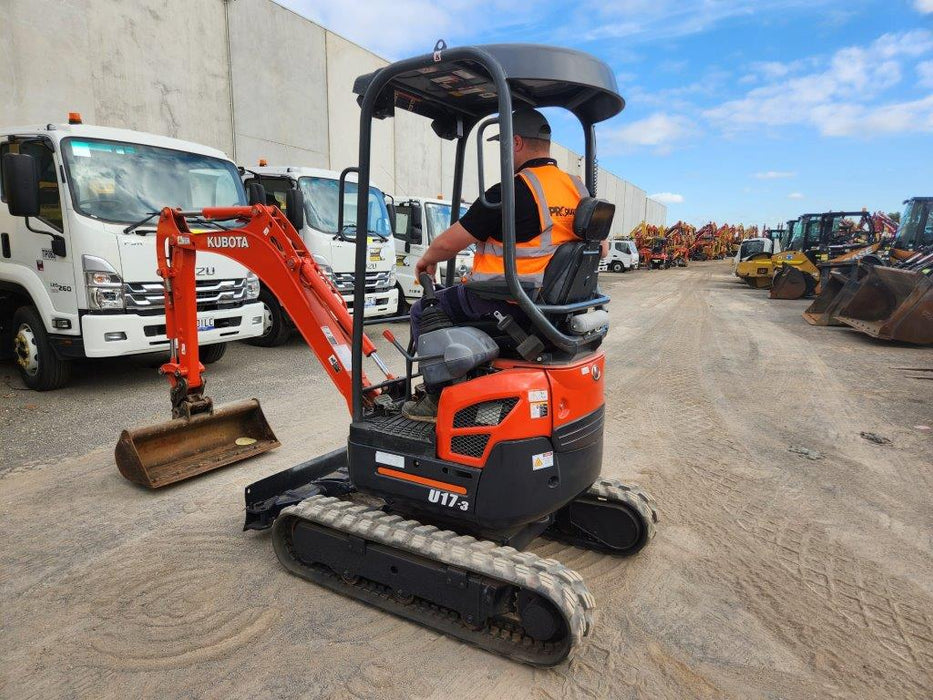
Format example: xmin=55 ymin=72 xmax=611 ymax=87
xmin=494 ymin=311 xmax=545 ymax=361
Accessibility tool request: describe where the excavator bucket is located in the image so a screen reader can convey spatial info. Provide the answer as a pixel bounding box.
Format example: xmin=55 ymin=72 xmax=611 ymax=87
xmin=115 ymin=399 xmax=280 ymax=488
xmin=770 ymin=264 xmax=816 ymax=300
xmin=803 ymin=264 xmax=864 ymax=326
xmin=836 ymin=266 xmax=932 ymax=345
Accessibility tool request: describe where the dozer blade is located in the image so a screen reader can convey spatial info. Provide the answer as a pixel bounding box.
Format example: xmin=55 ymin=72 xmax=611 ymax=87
xmin=115 ymin=399 xmax=280 ymax=488
xmin=770 ymin=265 xmax=816 ymax=300
xmin=836 ymin=267 xmax=933 ymax=345
xmin=803 ymin=268 xmax=864 ymax=326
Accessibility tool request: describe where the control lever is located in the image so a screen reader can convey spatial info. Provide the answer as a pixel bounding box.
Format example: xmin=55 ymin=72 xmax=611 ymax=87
xmin=493 ymin=311 xmax=545 ymax=362
xmin=418 ymin=271 xmax=437 ymax=299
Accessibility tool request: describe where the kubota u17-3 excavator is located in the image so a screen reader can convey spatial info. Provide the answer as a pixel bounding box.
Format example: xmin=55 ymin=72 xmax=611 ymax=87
xmin=115 ymin=42 xmax=659 ymax=666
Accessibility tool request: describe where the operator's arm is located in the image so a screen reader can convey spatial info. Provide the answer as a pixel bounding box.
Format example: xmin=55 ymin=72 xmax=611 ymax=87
xmin=600 ymin=239 xmax=609 ymax=258
xmin=415 ymin=222 xmax=479 ymax=277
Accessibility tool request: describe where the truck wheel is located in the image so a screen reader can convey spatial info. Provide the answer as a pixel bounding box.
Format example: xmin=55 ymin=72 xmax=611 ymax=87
xmin=610 ymin=261 xmax=624 ymax=273
xmin=245 ymin=287 xmax=291 ymax=347
xmin=392 ymin=283 xmax=409 ymax=316
xmin=12 ymin=306 xmax=72 ymax=391
xmin=199 ymin=343 xmax=227 ymax=364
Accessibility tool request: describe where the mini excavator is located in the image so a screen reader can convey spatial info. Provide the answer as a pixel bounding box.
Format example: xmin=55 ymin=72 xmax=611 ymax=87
xmin=116 ymin=42 xmax=659 ymax=665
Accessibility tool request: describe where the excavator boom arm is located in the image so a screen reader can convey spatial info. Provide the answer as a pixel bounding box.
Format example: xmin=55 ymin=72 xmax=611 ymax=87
xmin=155 ymin=205 xmax=381 ymax=413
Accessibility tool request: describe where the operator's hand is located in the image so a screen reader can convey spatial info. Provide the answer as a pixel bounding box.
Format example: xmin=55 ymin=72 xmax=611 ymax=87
xmin=415 ymin=256 xmax=437 ymax=279
xmin=600 ymin=239 xmax=609 ymax=259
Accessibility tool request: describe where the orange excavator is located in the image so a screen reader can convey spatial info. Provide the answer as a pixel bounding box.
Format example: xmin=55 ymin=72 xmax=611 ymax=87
xmin=115 ymin=42 xmax=658 ymax=666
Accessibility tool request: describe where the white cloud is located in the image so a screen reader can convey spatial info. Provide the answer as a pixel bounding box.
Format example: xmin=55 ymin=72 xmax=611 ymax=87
xmin=275 ymin=0 xmax=536 ymax=58
xmin=755 ymin=171 xmax=796 ymax=179
xmin=582 ymin=0 xmax=842 ymax=42
xmin=915 ymin=0 xmax=933 ymax=13
xmin=704 ymin=30 xmax=933 ymax=137
xmin=788 ymin=192 xmax=805 ymax=199
xmin=650 ymin=192 xmax=685 ymax=204
xmin=603 ymin=112 xmax=696 ymax=154
xmin=919 ymin=61 xmax=933 ymax=89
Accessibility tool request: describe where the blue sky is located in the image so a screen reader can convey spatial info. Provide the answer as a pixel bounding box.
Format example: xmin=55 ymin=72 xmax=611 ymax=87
xmin=280 ymin=0 xmax=932 ymax=227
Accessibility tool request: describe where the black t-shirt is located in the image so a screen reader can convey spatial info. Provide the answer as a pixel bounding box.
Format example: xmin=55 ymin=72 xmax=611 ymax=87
xmin=459 ymin=158 xmax=558 ymax=244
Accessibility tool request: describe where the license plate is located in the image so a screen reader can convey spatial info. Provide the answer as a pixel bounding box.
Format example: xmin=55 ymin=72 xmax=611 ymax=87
xmin=197 ymin=317 xmax=215 ymax=331
xmin=364 ymin=298 xmax=376 ymax=308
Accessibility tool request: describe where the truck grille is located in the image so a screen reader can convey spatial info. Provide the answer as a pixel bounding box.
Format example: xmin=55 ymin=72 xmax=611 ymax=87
xmin=125 ymin=279 xmax=248 ymax=315
xmin=332 ymin=271 xmax=394 ymax=293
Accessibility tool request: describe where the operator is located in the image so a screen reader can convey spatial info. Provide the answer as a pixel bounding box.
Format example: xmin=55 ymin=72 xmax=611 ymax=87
xmin=403 ymin=108 xmax=607 ymax=421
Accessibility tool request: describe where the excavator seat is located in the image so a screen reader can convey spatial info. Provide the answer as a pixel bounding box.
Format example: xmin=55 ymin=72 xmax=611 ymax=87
xmin=465 ymin=197 xmax=614 ymax=356
xmin=541 ymin=197 xmax=613 ymax=306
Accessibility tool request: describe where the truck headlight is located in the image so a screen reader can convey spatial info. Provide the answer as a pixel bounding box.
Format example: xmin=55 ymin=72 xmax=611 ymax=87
xmin=387 ymin=267 xmax=396 ymax=285
xmin=312 ymin=254 xmax=334 ymax=280
xmin=245 ymin=271 xmax=260 ymax=300
xmin=82 ymin=255 xmax=125 ymax=311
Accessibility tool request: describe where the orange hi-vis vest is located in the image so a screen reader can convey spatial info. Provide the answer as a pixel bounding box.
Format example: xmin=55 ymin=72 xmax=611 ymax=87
xmin=471 ymin=164 xmax=589 ymax=287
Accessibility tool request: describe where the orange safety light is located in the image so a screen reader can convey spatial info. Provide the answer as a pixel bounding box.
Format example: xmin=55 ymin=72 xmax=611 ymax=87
xmin=258 ymin=158 xmax=268 ymax=167
xmin=68 ymin=112 xmax=82 ymax=125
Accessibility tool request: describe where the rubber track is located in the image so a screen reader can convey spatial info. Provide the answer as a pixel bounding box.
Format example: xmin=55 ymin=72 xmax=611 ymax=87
xmin=273 ymin=495 xmax=596 ymax=666
xmin=587 ymin=478 xmax=660 ymax=542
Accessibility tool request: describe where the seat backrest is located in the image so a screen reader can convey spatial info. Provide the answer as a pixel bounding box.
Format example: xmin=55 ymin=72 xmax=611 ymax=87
xmin=541 ymin=197 xmax=615 ymax=305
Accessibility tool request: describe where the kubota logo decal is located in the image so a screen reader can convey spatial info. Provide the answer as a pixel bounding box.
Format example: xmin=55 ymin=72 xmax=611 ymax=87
xmin=206 ymin=236 xmax=249 ymax=249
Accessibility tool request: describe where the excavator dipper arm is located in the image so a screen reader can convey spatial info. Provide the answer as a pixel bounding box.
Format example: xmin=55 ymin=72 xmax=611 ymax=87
xmin=155 ymin=205 xmax=387 ymax=415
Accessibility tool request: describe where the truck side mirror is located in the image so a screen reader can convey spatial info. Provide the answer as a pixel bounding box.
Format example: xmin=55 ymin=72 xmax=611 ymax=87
xmin=409 ymin=205 xmax=423 ymax=245
xmin=285 ymin=188 xmax=304 ymax=231
xmin=2 ymin=152 xmax=41 ymax=217
xmin=247 ymin=182 xmax=266 ymax=206
xmin=386 ymin=202 xmax=397 ymax=234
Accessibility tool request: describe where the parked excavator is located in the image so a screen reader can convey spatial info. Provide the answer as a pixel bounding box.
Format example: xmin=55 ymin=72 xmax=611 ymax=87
xmin=806 ymin=197 xmax=932 ymax=343
xmin=116 ymin=43 xmax=658 ymax=666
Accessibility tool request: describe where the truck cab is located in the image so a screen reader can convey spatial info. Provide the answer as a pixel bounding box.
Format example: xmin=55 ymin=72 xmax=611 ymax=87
xmin=393 ymin=196 xmax=471 ymax=306
xmin=0 ymin=119 xmax=264 ymax=389
xmin=241 ymin=166 xmax=398 ymax=345
xmin=599 ymin=238 xmax=639 ymax=273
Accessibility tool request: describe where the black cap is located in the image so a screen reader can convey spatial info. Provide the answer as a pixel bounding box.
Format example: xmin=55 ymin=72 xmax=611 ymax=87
xmin=488 ymin=108 xmax=552 ymax=142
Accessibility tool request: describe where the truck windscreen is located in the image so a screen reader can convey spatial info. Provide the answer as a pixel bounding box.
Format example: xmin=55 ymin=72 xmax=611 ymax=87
xmin=424 ymin=202 xmax=469 ymax=240
xmin=299 ymin=177 xmax=392 ymax=238
xmin=62 ymin=138 xmax=246 ymax=224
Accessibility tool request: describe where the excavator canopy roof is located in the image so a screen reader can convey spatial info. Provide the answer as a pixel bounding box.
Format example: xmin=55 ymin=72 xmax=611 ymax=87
xmin=353 ymin=43 xmax=624 ymax=137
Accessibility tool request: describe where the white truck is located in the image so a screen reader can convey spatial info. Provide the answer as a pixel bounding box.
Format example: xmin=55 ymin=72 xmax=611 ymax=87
xmin=0 ymin=118 xmax=264 ymax=390
xmin=241 ymin=166 xmax=398 ymax=345
xmin=598 ymin=238 xmax=639 ymax=273
xmin=393 ymin=196 xmax=471 ymax=309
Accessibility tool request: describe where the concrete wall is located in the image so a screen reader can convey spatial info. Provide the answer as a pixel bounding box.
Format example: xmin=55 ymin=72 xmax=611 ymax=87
xmin=0 ymin=0 xmax=665 ymax=230
xmin=1 ymin=0 xmax=234 ymax=152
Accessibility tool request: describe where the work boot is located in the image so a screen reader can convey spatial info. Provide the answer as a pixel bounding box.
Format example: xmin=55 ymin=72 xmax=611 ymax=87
xmin=402 ymin=392 xmax=439 ymax=423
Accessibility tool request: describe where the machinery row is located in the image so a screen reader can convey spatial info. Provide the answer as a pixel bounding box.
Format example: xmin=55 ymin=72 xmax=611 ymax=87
xmin=731 ymin=202 xmax=931 ymax=345
xmin=599 ymin=221 xmax=755 ymax=273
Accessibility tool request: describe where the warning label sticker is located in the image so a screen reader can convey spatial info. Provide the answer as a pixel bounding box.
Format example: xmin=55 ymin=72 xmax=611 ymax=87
xmin=376 ymin=451 xmax=405 ymax=469
xmin=532 ymin=451 xmax=554 ymax=470
xmin=528 ymin=389 xmax=548 ymax=402
xmin=530 ymin=401 xmax=548 ymax=419
xmin=322 ymin=325 xmax=352 ymax=370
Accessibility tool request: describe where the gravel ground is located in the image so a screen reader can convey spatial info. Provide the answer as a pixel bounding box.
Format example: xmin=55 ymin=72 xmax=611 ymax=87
xmin=1 ymin=261 xmax=931 ymax=698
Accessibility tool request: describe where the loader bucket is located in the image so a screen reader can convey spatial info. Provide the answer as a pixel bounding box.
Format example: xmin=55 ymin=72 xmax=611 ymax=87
xmin=836 ymin=267 xmax=933 ymax=345
xmin=770 ymin=264 xmax=816 ymax=300
xmin=803 ymin=267 xmax=864 ymax=326
xmin=115 ymin=399 xmax=280 ymax=488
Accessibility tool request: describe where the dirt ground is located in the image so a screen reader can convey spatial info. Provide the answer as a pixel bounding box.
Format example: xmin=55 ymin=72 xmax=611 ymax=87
xmin=1 ymin=261 xmax=931 ymax=699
